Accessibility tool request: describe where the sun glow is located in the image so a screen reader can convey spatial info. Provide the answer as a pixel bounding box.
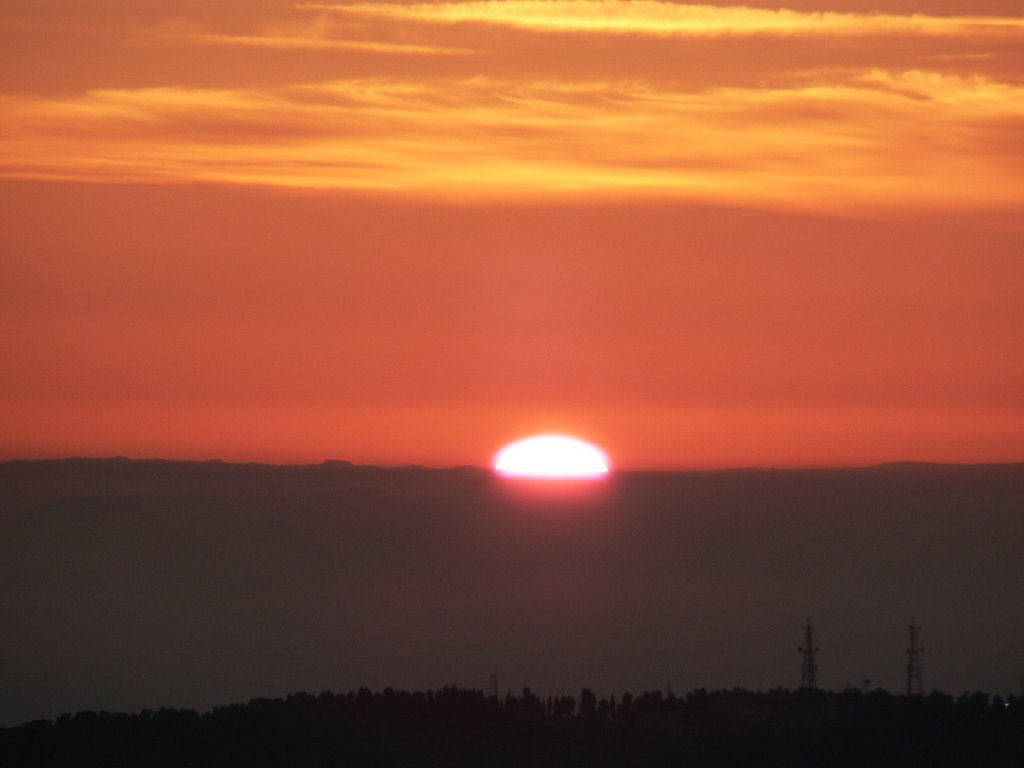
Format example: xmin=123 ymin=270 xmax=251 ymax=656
xmin=494 ymin=434 xmax=610 ymax=478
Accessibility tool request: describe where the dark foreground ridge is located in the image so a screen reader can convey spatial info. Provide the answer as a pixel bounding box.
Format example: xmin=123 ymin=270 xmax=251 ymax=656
xmin=2 ymin=687 xmax=1021 ymax=768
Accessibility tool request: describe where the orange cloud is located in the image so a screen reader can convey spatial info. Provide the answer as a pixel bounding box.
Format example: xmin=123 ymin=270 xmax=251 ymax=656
xmin=2 ymin=71 xmax=1022 ymax=210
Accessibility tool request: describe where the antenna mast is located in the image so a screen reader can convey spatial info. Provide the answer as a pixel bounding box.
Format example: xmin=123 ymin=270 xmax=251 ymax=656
xmin=798 ymin=618 xmax=819 ymax=690
xmin=907 ymin=619 xmax=924 ymax=696
xmin=487 ymin=673 xmax=499 ymax=701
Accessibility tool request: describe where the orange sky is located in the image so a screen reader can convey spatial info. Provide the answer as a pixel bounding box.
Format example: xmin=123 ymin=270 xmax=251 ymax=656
xmin=2 ymin=1 xmax=1023 ymax=468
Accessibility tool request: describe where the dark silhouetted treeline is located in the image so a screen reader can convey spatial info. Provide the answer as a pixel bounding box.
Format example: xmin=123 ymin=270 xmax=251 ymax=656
xmin=2 ymin=687 xmax=1021 ymax=767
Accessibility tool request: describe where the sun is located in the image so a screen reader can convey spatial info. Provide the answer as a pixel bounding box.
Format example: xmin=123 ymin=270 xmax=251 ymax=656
xmin=494 ymin=434 xmax=610 ymax=479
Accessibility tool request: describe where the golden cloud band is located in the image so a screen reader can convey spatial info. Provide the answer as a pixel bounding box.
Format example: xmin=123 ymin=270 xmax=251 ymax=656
xmin=2 ymin=71 xmax=1022 ymax=210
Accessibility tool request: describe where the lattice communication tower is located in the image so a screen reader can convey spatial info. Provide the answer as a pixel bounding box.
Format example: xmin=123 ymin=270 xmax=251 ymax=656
xmin=798 ymin=618 xmax=819 ymax=690
xmin=906 ymin=619 xmax=924 ymax=696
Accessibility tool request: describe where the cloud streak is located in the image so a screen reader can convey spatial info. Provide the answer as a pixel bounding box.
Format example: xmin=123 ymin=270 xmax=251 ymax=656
xmin=301 ymin=1 xmax=1024 ymax=38
xmin=170 ymin=31 xmax=476 ymax=55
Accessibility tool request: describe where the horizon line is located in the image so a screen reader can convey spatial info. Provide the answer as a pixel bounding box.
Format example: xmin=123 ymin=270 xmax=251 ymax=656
xmin=3 ymin=455 xmax=1023 ymax=473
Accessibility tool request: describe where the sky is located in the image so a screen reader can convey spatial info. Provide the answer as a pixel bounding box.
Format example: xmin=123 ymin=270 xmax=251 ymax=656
xmin=2 ymin=1 xmax=1023 ymax=469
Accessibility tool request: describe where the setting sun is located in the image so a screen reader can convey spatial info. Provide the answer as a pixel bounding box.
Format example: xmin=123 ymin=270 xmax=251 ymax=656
xmin=494 ymin=435 xmax=610 ymax=478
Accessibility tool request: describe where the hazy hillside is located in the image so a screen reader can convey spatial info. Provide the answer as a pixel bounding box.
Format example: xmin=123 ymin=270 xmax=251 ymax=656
xmin=2 ymin=459 xmax=1022 ymax=726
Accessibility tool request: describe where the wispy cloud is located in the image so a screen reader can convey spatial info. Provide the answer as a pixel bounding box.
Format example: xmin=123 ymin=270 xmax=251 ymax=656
xmin=2 ymin=71 xmax=1022 ymax=210
xmin=300 ymin=1 xmax=1024 ymax=38
xmin=162 ymin=32 xmax=476 ymax=56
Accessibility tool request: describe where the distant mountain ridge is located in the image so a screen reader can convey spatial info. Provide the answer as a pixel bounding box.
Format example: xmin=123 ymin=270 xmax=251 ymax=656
xmin=4 ymin=455 xmax=1023 ymax=472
